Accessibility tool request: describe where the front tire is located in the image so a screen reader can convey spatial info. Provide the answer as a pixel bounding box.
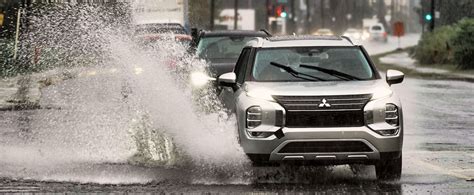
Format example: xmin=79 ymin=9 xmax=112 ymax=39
xmin=376 ymin=154 xmax=402 ymax=180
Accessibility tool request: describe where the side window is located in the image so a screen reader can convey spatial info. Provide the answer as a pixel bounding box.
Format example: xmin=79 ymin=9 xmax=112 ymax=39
xmin=235 ymin=48 xmax=251 ymax=84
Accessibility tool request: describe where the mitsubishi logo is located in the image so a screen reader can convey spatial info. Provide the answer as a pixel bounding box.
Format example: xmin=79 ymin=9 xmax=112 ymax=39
xmin=318 ymin=98 xmax=331 ymax=108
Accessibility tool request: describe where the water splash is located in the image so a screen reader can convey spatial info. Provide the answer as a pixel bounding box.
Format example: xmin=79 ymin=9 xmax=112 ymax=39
xmin=0 ymin=2 xmax=250 ymax=184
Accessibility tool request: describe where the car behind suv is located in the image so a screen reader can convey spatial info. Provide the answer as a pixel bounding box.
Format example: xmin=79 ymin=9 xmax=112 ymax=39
xmin=193 ymin=30 xmax=270 ymax=77
xmin=217 ymin=35 xmax=405 ymax=180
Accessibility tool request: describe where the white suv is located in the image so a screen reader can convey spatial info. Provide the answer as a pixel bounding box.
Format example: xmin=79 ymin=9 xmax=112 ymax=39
xmin=217 ymin=35 xmax=405 ymax=180
xmin=368 ymin=23 xmax=388 ymax=42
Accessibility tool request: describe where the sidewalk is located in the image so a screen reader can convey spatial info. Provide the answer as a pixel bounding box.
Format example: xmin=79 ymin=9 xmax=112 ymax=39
xmin=379 ymin=52 xmax=474 ymax=82
xmin=0 ymin=68 xmax=79 ymax=111
xmin=363 ymin=33 xmax=421 ymax=55
xmin=0 ymin=76 xmax=40 ymax=111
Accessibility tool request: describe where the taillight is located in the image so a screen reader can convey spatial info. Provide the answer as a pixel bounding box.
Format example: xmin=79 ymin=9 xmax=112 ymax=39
xmin=246 ymin=106 xmax=262 ymax=129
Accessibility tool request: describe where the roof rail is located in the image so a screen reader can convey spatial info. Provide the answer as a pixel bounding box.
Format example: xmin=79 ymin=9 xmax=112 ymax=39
xmin=340 ymin=36 xmax=354 ymax=45
xmin=260 ymin=29 xmax=272 ymax=37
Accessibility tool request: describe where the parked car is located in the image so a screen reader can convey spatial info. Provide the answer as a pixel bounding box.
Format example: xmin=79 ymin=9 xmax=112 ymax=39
xmin=193 ymin=30 xmax=270 ymax=77
xmin=368 ymin=23 xmax=388 ymax=42
xmin=217 ymin=35 xmax=405 ymax=180
xmin=313 ymin=28 xmax=334 ymax=36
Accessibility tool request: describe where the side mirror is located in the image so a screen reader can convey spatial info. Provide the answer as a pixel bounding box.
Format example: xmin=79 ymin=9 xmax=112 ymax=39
xmin=218 ymin=72 xmax=237 ymax=87
xmin=386 ymin=69 xmax=404 ymax=85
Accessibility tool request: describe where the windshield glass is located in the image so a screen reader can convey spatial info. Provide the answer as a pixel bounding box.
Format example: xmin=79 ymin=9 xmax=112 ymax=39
xmin=371 ymin=26 xmax=383 ymax=31
xmin=196 ymin=36 xmax=256 ymax=61
xmin=252 ymin=47 xmax=374 ymax=81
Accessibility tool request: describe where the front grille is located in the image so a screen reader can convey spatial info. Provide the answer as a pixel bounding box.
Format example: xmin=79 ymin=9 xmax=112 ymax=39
xmin=273 ymin=94 xmax=372 ymax=128
xmin=278 ymin=141 xmax=373 ymax=153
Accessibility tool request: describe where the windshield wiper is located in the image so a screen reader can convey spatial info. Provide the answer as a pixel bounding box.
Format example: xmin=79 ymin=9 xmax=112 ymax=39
xmin=299 ymin=64 xmax=362 ymax=81
xmin=269 ymin=62 xmax=326 ymax=81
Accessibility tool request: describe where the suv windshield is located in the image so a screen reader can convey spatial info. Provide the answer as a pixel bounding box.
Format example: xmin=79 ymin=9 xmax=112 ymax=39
xmin=197 ymin=36 xmax=256 ymax=61
xmin=251 ymin=47 xmax=375 ymax=81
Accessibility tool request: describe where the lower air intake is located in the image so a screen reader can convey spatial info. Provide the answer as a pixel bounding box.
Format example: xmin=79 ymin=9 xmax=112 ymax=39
xmin=278 ymin=141 xmax=373 ymax=153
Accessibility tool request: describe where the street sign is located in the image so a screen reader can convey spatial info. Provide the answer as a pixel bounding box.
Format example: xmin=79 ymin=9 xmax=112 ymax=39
xmin=435 ymin=11 xmax=441 ymax=19
xmin=393 ymin=21 xmax=405 ymax=50
xmin=393 ymin=21 xmax=405 ymax=37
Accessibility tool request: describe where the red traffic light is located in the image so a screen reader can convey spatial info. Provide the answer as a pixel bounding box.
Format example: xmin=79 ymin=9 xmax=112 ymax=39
xmin=275 ymin=5 xmax=287 ymax=18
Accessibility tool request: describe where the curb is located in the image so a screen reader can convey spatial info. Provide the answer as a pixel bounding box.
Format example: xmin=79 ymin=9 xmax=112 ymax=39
xmin=377 ymin=52 xmax=474 ymax=83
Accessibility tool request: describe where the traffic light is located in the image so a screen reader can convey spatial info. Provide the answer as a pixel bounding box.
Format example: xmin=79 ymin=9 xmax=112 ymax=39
xmin=275 ymin=5 xmax=287 ymax=18
xmin=425 ymin=13 xmax=433 ymax=21
xmin=275 ymin=5 xmax=281 ymax=17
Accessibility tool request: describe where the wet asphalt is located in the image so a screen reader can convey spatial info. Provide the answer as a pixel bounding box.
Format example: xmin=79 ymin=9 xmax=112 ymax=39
xmin=1 ymin=45 xmax=473 ymax=193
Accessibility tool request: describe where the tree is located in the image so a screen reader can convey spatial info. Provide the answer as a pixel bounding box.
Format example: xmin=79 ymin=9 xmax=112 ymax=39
xmin=438 ymin=0 xmax=474 ymax=26
xmin=376 ymin=0 xmax=389 ymax=32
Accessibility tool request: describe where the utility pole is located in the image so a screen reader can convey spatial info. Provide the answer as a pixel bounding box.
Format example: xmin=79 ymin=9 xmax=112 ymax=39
xmin=306 ymin=0 xmax=311 ymax=34
xmin=210 ymin=0 xmax=215 ymax=30
xmin=234 ymin=0 xmax=238 ymax=30
xmin=421 ymin=0 xmax=425 ymax=33
xmin=320 ymin=0 xmax=325 ymax=28
xmin=265 ymin=0 xmax=270 ymax=30
xmin=429 ymin=0 xmax=435 ymax=32
xmin=13 ymin=8 xmax=21 ymax=61
xmin=184 ymin=0 xmax=189 ymax=31
xmin=289 ymin=0 xmax=295 ymax=34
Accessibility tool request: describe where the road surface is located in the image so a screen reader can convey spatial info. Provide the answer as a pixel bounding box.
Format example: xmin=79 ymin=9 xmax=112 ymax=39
xmin=1 ymin=34 xmax=473 ymax=193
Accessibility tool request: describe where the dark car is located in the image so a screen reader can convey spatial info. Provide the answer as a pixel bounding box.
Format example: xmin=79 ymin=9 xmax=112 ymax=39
xmin=194 ymin=30 xmax=270 ymax=77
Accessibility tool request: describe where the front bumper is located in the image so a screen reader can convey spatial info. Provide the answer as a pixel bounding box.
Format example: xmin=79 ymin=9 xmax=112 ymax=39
xmin=240 ymin=126 xmax=403 ymax=162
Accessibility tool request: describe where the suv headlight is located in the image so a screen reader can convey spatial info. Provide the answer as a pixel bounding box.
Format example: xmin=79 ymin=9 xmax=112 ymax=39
xmin=385 ymin=103 xmax=399 ymax=127
xmin=246 ymin=106 xmax=262 ymax=129
xmin=190 ymin=71 xmax=215 ymax=87
xmin=365 ymin=100 xmax=401 ymax=136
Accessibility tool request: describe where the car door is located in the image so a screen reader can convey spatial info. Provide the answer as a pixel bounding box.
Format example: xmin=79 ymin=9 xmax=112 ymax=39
xmin=219 ymin=48 xmax=251 ymax=112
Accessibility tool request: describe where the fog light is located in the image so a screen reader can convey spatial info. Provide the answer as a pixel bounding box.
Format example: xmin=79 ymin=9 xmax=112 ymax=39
xmin=246 ymin=106 xmax=262 ymax=129
xmin=377 ymin=128 xmax=400 ymax=136
xmin=249 ymin=132 xmax=273 ymax=138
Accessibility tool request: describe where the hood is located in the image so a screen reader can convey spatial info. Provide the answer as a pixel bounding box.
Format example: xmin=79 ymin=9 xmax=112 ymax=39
xmin=206 ymin=58 xmax=237 ymax=77
xmin=243 ymin=80 xmax=390 ymax=97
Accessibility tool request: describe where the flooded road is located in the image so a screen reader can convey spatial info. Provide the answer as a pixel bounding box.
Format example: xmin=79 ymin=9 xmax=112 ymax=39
xmin=1 ymin=71 xmax=473 ymax=193
xmin=1 ymin=0 xmax=472 ymax=192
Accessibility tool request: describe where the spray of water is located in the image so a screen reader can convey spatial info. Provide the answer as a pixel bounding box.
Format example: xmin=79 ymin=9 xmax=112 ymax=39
xmin=0 ymin=2 xmax=254 ymax=184
xmin=106 ymin=27 xmax=252 ymax=184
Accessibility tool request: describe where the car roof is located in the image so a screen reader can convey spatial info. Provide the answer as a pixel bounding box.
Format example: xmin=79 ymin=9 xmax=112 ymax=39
xmin=136 ymin=23 xmax=183 ymax=27
xmin=201 ymin=30 xmax=269 ymax=38
xmin=247 ymin=35 xmax=355 ymax=48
